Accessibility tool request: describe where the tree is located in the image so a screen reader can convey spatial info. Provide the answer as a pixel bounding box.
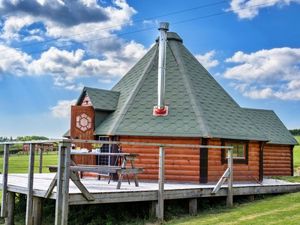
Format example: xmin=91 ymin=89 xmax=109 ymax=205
xmin=16 ymin=136 xmax=49 ymax=141
xmin=290 ymin=129 xmax=300 ymax=136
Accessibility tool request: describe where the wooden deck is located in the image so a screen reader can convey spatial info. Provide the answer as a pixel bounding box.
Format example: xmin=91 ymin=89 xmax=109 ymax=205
xmin=1 ymin=174 xmax=300 ymax=205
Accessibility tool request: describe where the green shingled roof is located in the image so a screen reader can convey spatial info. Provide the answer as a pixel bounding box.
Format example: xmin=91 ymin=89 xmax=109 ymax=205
xmin=93 ymin=32 xmax=270 ymax=141
xmin=244 ymin=108 xmax=297 ymax=145
xmin=78 ymin=87 xmax=120 ymax=111
xmin=68 ymin=31 xmax=295 ymax=146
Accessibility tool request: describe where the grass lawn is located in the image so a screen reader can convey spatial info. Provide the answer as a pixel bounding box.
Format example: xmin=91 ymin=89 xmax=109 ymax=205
xmin=0 ymin=151 xmax=58 ymax=173
xmin=293 ymin=136 xmax=300 ymax=170
xmin=165 ymin=192 xmax=300 ymax=225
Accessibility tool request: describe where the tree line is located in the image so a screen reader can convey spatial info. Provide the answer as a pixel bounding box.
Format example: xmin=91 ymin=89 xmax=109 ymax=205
xmin=0 ymin=136 xmax=49 ymax=153
xmin=0 ymin=136 xmax=48 ymax=142
xmin=290 ymin=129 xmax=300 ymax=136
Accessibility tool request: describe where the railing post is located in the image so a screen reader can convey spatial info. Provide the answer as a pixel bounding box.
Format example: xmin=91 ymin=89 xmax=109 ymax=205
xmin=26 ymin=143 xmax=35 ymax=225
xmin=32 ymin=197 xmax=43 ymax=225
xmin=1 ymin=144 xmax=9 ymax=218
xmin=226 ymin=148 xmax=233 ymax=207
xmin=55 ymin=143 xmax=65 ymax=225
xmin=158 ymin=146 xmax=165 ymax=221
xmin=62 ymin=142 xmax=71 ymax=225
xmin=55 ymin=141 xmax=71 ymax=225
xmin=6 ymin=192 xmax=15 ymax=225
xmin=39 ymin=146 xmax=43 ymax=173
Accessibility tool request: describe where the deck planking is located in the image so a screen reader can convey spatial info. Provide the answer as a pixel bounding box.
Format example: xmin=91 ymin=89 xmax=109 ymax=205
xmin=1 ymin=174 xmax=300 ymax=205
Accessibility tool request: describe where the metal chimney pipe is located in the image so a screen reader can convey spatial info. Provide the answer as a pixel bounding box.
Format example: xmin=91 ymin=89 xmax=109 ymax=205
xmin=154 ymin=22 xmax=169 ymax=116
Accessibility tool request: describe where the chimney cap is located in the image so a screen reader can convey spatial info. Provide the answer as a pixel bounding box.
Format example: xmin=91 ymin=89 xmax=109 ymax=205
xmin=158 ymin=22 xmax=169 ymax=31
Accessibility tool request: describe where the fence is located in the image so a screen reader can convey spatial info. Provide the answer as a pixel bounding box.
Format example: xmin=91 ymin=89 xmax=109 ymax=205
xmin=0 ymin=139 xmax=233 ymax=225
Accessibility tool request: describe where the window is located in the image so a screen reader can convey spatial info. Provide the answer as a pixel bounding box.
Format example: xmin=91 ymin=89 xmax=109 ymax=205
xmin=226 ymin=143 xmax=245 ymax=159
xmin=97 ymin=136 xmax=110 ymax=166
xmin=221 ymin=140 xmax=248 ymax=164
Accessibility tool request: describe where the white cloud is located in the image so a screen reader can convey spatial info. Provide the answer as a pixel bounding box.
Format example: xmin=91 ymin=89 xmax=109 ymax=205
xmin=0 ymin=15 xmax=36 ymax=41
xmin=50 ymin=99 xmax=76 ymax=118
xmin=0 ymin=44 xmax=31 ymax=76
xmin=0 ymin=0 xmax=148 ymax=89
xmin=0 ymin=41 xmax=147 ymax=89
xmin=229 ymin=0 xmax=300 ymax=19
xmin=29 ymin=41 xmax=146 ymax=87
xmin=244 ymin=87 xmax=274 ymax=99
xmin=195 ymin=50 xmax=219 ymax=70
xmin=224 ymin=47 xmax=300 ymax=100
xmin=0 ymin=0 xmax=136 ymax=45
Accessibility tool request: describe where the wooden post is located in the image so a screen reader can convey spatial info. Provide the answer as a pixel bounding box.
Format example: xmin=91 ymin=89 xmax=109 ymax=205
xmin=33 ymin=197 xmax=43 ymax=225
xmin=55 ymin=143 xmax=65 ymax=225
xmin=157 ymin=146 xmax=165 ymax=221
xmin=149 ymin=201 xmax=158 ymax=219
xmin=189 ymin=198 xmax=197 ymax=216
xmin=248 ymin=195 xmax=255 ymax=202
xmin=26 ymin=143 xmax=35 ymax=225
xmin=62 ymin=142 xmax=71 ymax=225
xmin=1 ymin=144 xmax=9 ymax=218
xmin=5 ymin=192 xmax=15 ymax=225
xmin=226 ymin=148 xmax=233 ymax=207
xmin=39 ymin=146 xmax=43 ymax=174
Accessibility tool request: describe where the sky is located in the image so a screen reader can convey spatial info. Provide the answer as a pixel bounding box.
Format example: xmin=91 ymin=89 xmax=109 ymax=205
xmin=0 ymin=0 xmax=299 ymax=138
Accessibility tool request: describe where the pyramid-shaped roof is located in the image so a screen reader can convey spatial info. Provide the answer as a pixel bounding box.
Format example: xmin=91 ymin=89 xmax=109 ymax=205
xmin=90 ymin=32 xmax=269 ymax=141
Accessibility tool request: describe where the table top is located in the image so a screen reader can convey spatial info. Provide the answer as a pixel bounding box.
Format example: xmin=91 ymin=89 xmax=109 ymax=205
xmin=70 ymin=151 xmax=139 ymax=157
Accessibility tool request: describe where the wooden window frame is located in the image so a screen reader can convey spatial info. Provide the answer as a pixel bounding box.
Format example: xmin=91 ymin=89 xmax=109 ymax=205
xmin=221 ymin=140 xmax=249 ymax=164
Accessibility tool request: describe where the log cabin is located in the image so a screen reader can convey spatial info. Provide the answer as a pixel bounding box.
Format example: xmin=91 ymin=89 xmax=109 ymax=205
xmin=65 ymin=23 xmax=297 ymax=184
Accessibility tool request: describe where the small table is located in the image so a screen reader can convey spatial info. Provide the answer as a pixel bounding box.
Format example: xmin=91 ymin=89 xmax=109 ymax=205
xmin=70 ymin=152 xmax=142 ymax=189
xmin=46 ymin=152 xmax=143 ymax=201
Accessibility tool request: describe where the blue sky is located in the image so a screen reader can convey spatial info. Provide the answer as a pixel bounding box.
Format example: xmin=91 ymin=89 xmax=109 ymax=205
xmin=0 ymin=0 xmax=299 ymax=138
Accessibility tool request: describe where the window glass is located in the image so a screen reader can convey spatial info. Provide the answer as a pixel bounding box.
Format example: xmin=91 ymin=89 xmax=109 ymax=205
xmin=226 ymin=143 xmax=245 ymax=159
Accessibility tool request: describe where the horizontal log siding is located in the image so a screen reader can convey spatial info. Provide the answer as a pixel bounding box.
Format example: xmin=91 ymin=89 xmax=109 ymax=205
xmin=119 ymin=136 xmax=201 ymax=183
xmin=263 ymin=144 xmax=292 ymax=176
xmin=208 ymin=139 xmax=260 ymax=182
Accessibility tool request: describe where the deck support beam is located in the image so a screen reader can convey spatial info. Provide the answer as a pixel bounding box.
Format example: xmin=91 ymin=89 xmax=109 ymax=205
xmin=157 ymin=146 xmax=165 ymax=221
xmin=248 ymin=195 xmax=255 ymax=202
xmin=1 ymin=144 xmax=9 ymax=218
xmin=33 ymin=197 xmax=43 ymax=225
xmin=5 ymin=192 xmax=15 ymax=225
xmin=149 ymin=201 xmax=158 ymax=219
xmin=55 ymin=142 xmax=71 ymax=225
xmin=189 ymin=198 xmax=197 ymax=216
xmin=55 ymin=143 xmax=65 ymax=225
xmin=226 ymin=149 xmax=233 ymax=207
xmin=62 ymin=142 xmax=71 ymax=225
xmin=26 ymin=143 xmax=35 ymax=225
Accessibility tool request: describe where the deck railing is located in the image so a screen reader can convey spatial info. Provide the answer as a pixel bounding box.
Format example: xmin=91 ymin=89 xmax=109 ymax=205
xmin=0 ymin=139 xmax=233 ymax=225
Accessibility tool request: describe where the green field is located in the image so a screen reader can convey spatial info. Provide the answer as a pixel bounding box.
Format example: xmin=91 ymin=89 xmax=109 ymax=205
xmin=166 ymin=191 xmax=300 ymax=225
xmin=0 ymin=152 xmax=58 ymax=173
xmin=294 ymin=136 xmax=300 ymax=171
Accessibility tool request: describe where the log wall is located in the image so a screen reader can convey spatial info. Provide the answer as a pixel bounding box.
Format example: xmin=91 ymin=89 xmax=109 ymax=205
xmin=120 ymin=136 xmax=201 ymax=183
xmin=263 ymin=144 xmax=293 ymax=176
xmin=207 ymin=139 xmax=260 ymax=182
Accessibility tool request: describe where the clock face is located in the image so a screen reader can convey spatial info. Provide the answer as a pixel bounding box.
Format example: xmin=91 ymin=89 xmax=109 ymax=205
xmin=76 ymin=113 xmax=92 ymax=132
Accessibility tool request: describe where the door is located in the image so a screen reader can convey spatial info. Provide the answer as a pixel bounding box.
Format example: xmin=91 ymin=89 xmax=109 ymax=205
xmin=200 ymin=138 xmax=208 ymax=183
